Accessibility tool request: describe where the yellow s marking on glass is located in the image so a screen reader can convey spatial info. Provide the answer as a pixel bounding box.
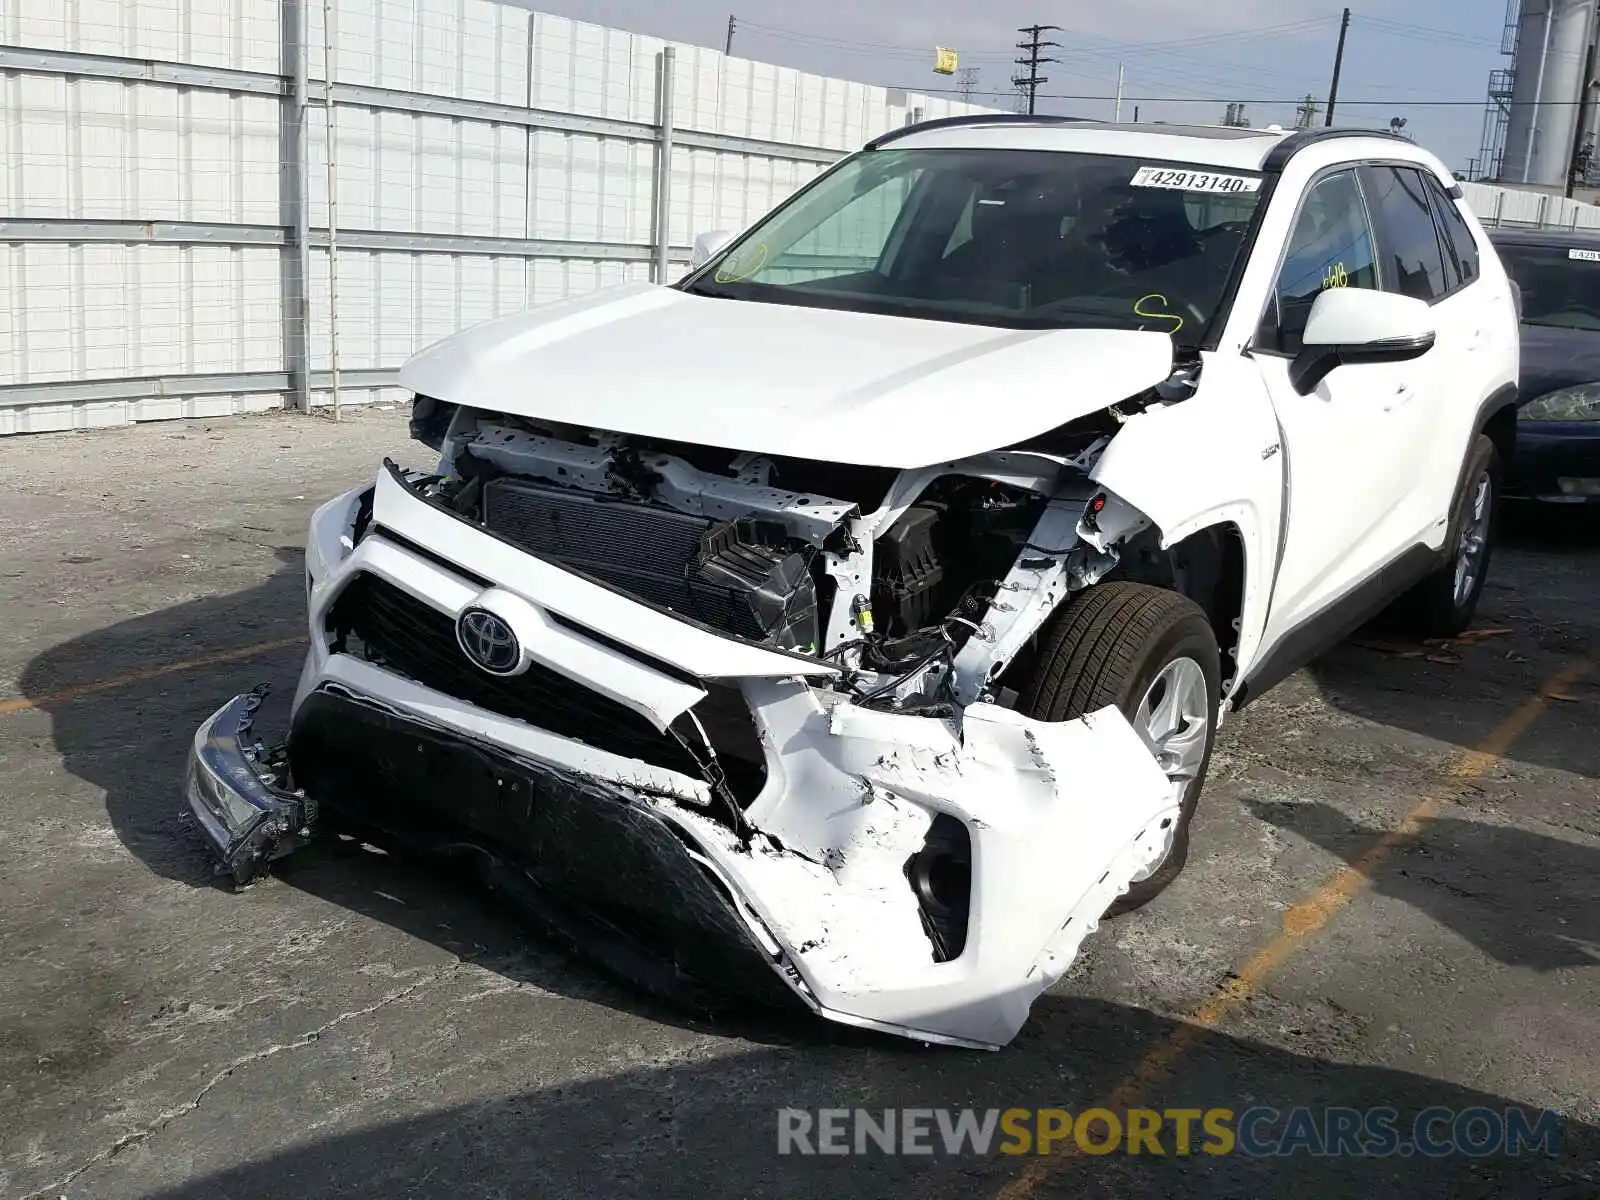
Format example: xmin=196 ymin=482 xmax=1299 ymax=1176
xmin=714 ymin=242 xmax=769 ymax=283
xmin=1134 ymin=293 xmax=1185 ymax=335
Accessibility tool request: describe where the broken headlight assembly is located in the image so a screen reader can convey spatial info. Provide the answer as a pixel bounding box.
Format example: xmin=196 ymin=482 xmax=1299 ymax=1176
xmin=1521 ymin=383 xmax=1600 ymax=421
xmin=185 ymin=689 xmax=311 ymax=885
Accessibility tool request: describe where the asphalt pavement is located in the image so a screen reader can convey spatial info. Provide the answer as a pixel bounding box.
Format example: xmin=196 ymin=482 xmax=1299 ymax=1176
xmin=0 ymin=409 xmax=1595 ymax=1199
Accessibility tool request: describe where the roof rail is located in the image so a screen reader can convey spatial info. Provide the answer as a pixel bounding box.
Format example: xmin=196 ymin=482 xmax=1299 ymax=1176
xmin=1261 ymin=126 xmax=1419 ymax=172
xmin=865 ymin=113 xmax=1093 ymax=151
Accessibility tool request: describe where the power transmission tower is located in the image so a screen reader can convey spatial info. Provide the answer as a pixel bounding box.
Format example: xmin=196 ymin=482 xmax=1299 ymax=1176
xmin=1293 ymin=93 xmax=1320 ymax=130
xmin=957 ymin=66 xmax=980 ymax=102
xmin=1012 ymin=24 xmax=1060 ymax=115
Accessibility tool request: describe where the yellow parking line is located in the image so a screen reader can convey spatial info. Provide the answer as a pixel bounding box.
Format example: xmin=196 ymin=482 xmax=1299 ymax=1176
xmin=992 ymin=655 xmax=1594 ymax=1199
xmin=0 ymin=636 xmax=304 ymax=716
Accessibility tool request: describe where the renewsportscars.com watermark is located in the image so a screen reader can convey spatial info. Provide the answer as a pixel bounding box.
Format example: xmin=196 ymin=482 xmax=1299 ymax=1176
xmin=776 ymin=1106 xmax=1563 ymax=1158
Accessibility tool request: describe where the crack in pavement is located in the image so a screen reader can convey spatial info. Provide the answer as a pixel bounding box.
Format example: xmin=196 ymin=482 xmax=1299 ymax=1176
xmin=21 ymin=961 xmax=469 ymax=1200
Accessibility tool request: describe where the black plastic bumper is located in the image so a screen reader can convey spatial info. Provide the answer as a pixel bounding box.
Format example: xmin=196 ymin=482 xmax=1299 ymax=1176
xmin=284 ymin=687 xmax=804 ymax=1014
xmin=1504 ymin=420 xmax=1600 ymax=502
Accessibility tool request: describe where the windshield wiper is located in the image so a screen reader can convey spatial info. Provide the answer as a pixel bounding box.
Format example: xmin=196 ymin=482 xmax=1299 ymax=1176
xmin=681 ymin=279 xmax=741 ymax=299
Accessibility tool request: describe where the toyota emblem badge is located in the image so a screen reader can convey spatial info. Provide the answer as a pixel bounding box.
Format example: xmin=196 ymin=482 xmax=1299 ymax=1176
xmin=456 ymin=607 xmax=521 ymax=675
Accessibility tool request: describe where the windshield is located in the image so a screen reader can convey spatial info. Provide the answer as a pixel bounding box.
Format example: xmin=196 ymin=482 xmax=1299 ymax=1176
xmin=681 ymin=147 xmax=1264 ymax=344
xmin=1497 ymin=242 xmax=1600 ymax=331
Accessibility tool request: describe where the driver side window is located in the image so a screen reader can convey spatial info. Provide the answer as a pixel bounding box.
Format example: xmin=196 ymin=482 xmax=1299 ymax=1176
xmin=1261 ymin=169 xmax=1380 ymax=354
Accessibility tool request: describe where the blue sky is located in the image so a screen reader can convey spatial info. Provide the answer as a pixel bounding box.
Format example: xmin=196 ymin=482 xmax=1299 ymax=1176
xmin=509 ymin=0 xmax=1516 ymax=172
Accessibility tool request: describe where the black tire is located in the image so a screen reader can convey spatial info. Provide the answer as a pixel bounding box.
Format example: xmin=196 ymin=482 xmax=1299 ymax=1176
xmin=1019 ymin=581 xmax=1221 ymax=915
xmin=1386 ymin=434 xmax=1500 ymax=638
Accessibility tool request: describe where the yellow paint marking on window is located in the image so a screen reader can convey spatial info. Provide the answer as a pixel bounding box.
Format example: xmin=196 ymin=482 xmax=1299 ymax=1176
xmin=1133 ymin=293 xmax=1185 ymax=334
xmin=714 ymin=242 xmax=769 ymax=283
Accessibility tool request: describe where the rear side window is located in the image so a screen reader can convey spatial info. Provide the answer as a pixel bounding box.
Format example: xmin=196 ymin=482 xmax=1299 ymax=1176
xmin=1423 ymin=175 xmax=1480 ymax=289
xmin=1360 ymin=165 xmax=1450 ymax=302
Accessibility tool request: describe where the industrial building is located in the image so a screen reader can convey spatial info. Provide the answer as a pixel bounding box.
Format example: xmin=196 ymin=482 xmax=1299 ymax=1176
xmin=1482 ymin=0 xmax=1600 ymax=192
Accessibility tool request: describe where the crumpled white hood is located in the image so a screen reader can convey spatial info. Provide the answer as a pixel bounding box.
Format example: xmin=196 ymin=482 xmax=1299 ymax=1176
xmin=398 ymin=282 xmax=1175 ymax=469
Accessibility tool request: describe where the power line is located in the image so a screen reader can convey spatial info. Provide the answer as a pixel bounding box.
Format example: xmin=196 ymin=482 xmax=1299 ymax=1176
xmin=731 ymin=17 xmax=1334 ymax=64
xmin=1013 ymin=24 xmax=1061 ymax=116
xmin=892 ymin=86 xmax=1593 ymax=108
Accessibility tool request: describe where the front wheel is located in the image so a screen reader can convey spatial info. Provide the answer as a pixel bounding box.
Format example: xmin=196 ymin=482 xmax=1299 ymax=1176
xmin=1019 ymin=582 xmax=1221 ymax=915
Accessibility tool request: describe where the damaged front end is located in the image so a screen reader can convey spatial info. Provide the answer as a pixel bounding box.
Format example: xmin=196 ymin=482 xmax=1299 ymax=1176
xmin=186 ymin=389 xmax=1190 ymax=1050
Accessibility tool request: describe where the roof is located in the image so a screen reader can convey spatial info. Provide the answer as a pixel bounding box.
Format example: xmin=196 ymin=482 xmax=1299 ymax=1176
xmin=869 ymin=116 xmax=1424 ymax=174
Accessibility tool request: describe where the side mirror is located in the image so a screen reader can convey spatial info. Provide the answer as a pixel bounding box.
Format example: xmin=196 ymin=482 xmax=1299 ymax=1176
xmin=1289 ymin=288 xmax=1437 ymax=395
xmin=690 ymin=230 xmax=735 ymax=270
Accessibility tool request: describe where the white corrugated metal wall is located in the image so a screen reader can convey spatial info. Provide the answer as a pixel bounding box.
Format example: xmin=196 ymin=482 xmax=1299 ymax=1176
xmin=0 ymin=0 xmax=992 ymax=434
xmin=7 ymin=5 xmax=1600 ymax=437
xmin=1463 ymin=178 xmax=1600 ymax=229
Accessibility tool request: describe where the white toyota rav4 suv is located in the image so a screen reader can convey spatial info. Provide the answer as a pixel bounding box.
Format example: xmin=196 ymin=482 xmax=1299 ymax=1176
xmin=187 ymin=118 xmax=1519 ymax=1050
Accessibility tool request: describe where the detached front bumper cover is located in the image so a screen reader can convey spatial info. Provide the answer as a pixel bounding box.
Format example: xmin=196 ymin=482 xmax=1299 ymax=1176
xmin=184 ymin=687 xmax=313 ymax=885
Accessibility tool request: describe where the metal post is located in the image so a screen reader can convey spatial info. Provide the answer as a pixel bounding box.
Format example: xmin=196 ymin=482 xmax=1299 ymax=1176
xmin=652 ymin=46 xmax=676 ymax=285
xmin=282 ymin=0 xmax=312 ymax=413
xmin=323 ymin=0 xmax=343 ymax=421
xmin=524 ymin=11 xmax=535 ymax=241
xmin=1524 ymin=1 xmax=1556 ymax=182
xmin=1114 ymin=62 xmax=1125 ymax=122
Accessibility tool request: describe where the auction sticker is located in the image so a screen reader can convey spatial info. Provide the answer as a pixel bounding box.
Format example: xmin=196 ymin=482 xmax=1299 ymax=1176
xmin=1129 ymin=165 xmax=1262 ymax=194
xmin=1568 ymin=248 xmax=1600 ymax=262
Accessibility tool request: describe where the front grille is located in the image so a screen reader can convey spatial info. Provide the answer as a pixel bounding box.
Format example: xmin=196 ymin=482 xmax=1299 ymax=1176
xmin=325 ymin=571 xmax=765 ymax=799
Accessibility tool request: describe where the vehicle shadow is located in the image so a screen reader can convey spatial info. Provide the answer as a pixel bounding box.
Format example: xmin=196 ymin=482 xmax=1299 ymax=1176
xmin=13 ymin=552 xmax=884 ymax=1049
xmin=115 ymin=994 xmax=1597 ymax=1199
xmin=1248 ymin=800 xmax=1599 ymax=972
xmin=1305 ymin=501 xmax=1598 ymax=781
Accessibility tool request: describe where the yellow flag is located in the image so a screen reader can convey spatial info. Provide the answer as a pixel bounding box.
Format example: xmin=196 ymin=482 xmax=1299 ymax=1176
xmin=933 ymin=47 xmax=958 ymax=75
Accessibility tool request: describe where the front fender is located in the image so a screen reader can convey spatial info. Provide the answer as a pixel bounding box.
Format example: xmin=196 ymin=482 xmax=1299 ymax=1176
xmin=1089 ymin=354 xmax=1285 ymax=685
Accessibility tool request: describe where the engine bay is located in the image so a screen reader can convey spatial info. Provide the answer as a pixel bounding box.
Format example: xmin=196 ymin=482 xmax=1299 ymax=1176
xmin=414 ymin=410 xmax=1123 ymax=715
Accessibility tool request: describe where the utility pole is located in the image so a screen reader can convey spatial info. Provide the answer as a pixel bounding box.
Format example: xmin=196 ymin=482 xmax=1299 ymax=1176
xmin=724 ymin=14 xmax=736 ymax=55
xmin=1325 ymin=6 xmax=1350 ymax=127
xmin=1012 ymin=24 xmax=1061 ymax=115
xmin=1113 ymin=62 xmax=1125 ymax=122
